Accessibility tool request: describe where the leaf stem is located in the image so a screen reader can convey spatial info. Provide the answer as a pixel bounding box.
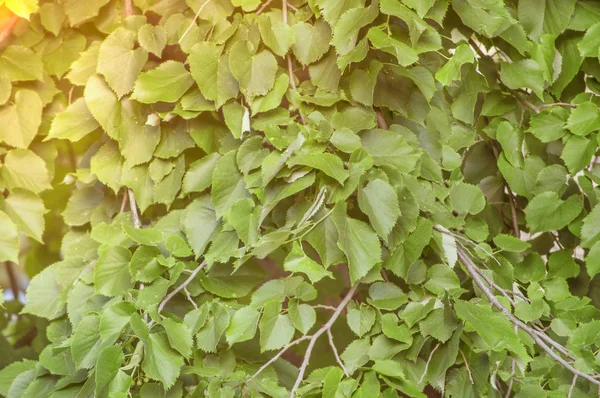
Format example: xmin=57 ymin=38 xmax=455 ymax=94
xmin=178 ymin=0 xmax=212 ymax=44
xmin=124 ymin=0 xmax=133 ymax=17
xmin=128 ymin=189 xmax=141 ymax=229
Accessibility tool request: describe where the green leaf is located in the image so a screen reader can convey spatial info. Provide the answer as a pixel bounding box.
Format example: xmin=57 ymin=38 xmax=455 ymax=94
xmin=525 ymin=192 xmax=583 ymax=233
xmin=22 ymin=265 xmax=66 ymax=319
xmin=94 ymin=246 xmax=133 ymax=297
xmin=454 ymin=299 xmax=530 ymax=361
xmin=182 ymin=153 xmax=221 ymax=195
xmin=195 ymin=303 xmax=230 ymax=352
xmin=4 ymin=189 xmax=46 ymax=242
xmin=0 ymin=210 xmax=18 ymax=263
xmin=211 ymin=151 xmax=250 ymax=217
xmin=500 ymin=60 xmax=545 ymax=99
xmin=358 ymin=179 xmax=400 ymax=239
xmin=1 ymin=149 xmax=51 ymax=194
xmin=331 ymin=4 xmax=378 ymax=55
xmin=360 ymin=129 xmax=421 ymax=173
xmin=333 ymin=205 xmax=382 ymax=283
xmin=323 ymin=367 xmax=344 ymax=398
xmin=251 ymin=74 xmax=289 ymax=115
xmin=367 ymin=28 xmax=418 ymax=67
xmin=182 ymin=196 xmax=220 ymax=258
xmin=138 ymin=24 xmax=167 ymax=58
xmin=229 ymin=42 xmax=278 ymax=97
xmin=518 ymin=0 xmax=577 ymax=40
xmin=284 ymin=242 xmax=333 ymax=283
xmin=288 ymin=152 xmax=348 ymax=184
xmin=47 ymin=98 xmax=99 ymax=142
xmin=308 ymin=50 xmax=342 ymax=92
xmin=71 ymin=315 xmax=104 ymax=369
xmin=97 ymin=28 xmax=148 ymax=98
xmin=586 ymin=241 xmax=600 ymax=278
xmin=259 ymin=304 xmax=295 ymax=352
xmin=225 ymin=306 xmax=260 ymax=345
xmin=368 ymin=282 xmax=408 ymax=310
xmin=493 ymin=234 xmax=531 ymax=252
xmin=225 ymin=198 xmax=260 ymax=246
xmin=347 ymin=303 xmax=376 ymax=337
xmin=0 ymin=45 xmax=43 ymax=81
xmin=143 ymin=332 xmax=184 ymax=389
xmin=0 ymin=89 xmax=42 ymax=148
xmin=162 ymin=318 xmax=193 ymax=358
xmin=291 ymin=21 xmax=331 ymax=65
xmin=528 ymin=107 xmax=568 ymax=142
xmin=259 ymin=15 xmax=295 ymax=57
xmin=165 ymin=235 xmax=193 ymax=258
xmin=566 ymin=102 xmax=600 ymax=136
xmin=288 ymin=299 xmax=316 ymax=334
xmin=95 ymin=346 xmax=124 ymax=395
xmin=129 ymin=246 xmax=164 ymax=283
xmin=132 ymin=61 xmax=194 ymax=104
xmin=84 ymin=75 xmax=121 ymax=139
xmin=189 ymin=42 xmax=238 ymax=108
xmin=449 ymin=182 xmax=485 ymax=215
xmin=64 ymin=0 xmax=110 ymax=25
xmin=435 ymin=44 xmax=475 ymax=86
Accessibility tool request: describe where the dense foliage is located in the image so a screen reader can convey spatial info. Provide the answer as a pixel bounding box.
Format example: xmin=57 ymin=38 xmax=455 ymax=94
xmin=4 ymin=0 xmax=600 ymax=396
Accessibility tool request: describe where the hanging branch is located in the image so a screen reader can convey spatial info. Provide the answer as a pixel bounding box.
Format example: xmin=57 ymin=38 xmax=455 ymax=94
xmin=0 ymin=15 xmax=19 ymax=46
xmin=456 ymin=246 xmax=600 ymax=388
xmin=288 ymin=283 xmax=358 ymax=397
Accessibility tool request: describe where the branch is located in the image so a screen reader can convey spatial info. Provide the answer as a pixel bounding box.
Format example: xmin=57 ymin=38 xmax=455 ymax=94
xmin=247 ymin=335 xmax=312 ymax=382
xmin=256 ymin=0 xmax=275 ymax=15
xmin=539 ymin=103 xmax=578 ymax=110
xmin=4 ymin=262 xmax=20 ymax=299
xmin=157 ymin=261 xmax=206 ymax=314
xmin=124 ymin=0 xmax=133 ymax=17
xmin=0 ymin=15 xmax=19 ymax=46
xmin=376 ymin=111 xmax=388 ymax=130
xmin=289 ymin=283 xmax=359 ymax=397
xmin=327 ymin=328 xmax=348 ymax=377
xmin=179 ymin=0 xmax=212 ymax=44
xmin=418 ymin=342 xmax=441 ymax=384
xmin=459 ymin=349 xmax=474 ymax=384
xmin=457 ymin=247 xmax=600 ymax=387
xmin=127 ymin=189 xmax=141 ymax=228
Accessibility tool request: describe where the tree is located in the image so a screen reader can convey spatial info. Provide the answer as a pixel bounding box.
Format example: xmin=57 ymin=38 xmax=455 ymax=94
xmin=1 ymin=0 xmax=600 ymax=396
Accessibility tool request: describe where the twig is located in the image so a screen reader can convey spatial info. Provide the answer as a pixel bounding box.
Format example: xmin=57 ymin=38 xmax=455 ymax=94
xmin=376 ymin=111 xmax=388 ymax=130
xmin=128 ymin=189 xmax=141 ymax=229
xmin=568 ymin=375 xmax=577 ymax=398
xmin=289 ymin=283 xmax=359 ymax=397
xmin=179 ymin=0 xmax=212 ymax=44
xmin=457 ymin=247 xmax=600 ymax=387
xmin=157 ymin=261 xmax=206 ymax=314
xmin=327 ymin=328 xmax=348 ymax=377
xmin=418 ymin=342 xmax=441 ymax=384
xmin=120 ymin=190 xmax=128 ymax=213
xmin=184 ymin=287 xmax=198 ymax=309
xmin=124 ymin=0 xmax=133 ymax=17
xmin=256 ymin=0 xmax=275 ymax=15
xmin=313 ymin=304 xmax=337 ymax=311
xmin=0 ymin=15 xmax=19 ymax=46
xmin=539 ymin=103 xmax=578 ymax=110
xmin=248 ymin=335 xmax=312 ymax=382
xmin=459 ymin=349 xmax=474 ymax=384
xmin=5 ymin=262 xmax=20 ymax=299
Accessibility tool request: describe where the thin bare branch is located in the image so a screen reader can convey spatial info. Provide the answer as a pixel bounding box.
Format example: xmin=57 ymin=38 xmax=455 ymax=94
xmin=127 ymin=189 xmax=141 ymax=228
xmin=247 ymin=335 xmax=312 ymax=382
xmin=457 ymin=247 xmax=600 ymax=387
xmin=120 ymin=190 xmax=128 ymax=213
xmin=289 ymin=283 xmax=358 ymax=397
xmin=124 ymin=0 xmax=133 ymax=17
xmin=179 ymin=0 xmax=212 ymax=44
xmin=256 ymin=0 xmax=275 ymax=15
xmin=376 ymin=111 xmax=388 ymax=130
xmin=327 ymin=328 xmax=348 ymax=377
xmin=568 ymin=375 xmax=577 ymax=398
xmin=0 ymin=15 xmax=19 ymax=46
xmin=157 ymin=261 xmax=206 ymax=315
xmin=281 ymin=0 xmax=306 ymax=125
xmin=539 ymin=103 xmax=578 ymax=110
xmin=459 ymin=349 xmax=474 ymax=384
xmin=418 ymin=342 xmax=441 ymax=384
xmin=4 ymin=262 xmax=20 ymax=299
